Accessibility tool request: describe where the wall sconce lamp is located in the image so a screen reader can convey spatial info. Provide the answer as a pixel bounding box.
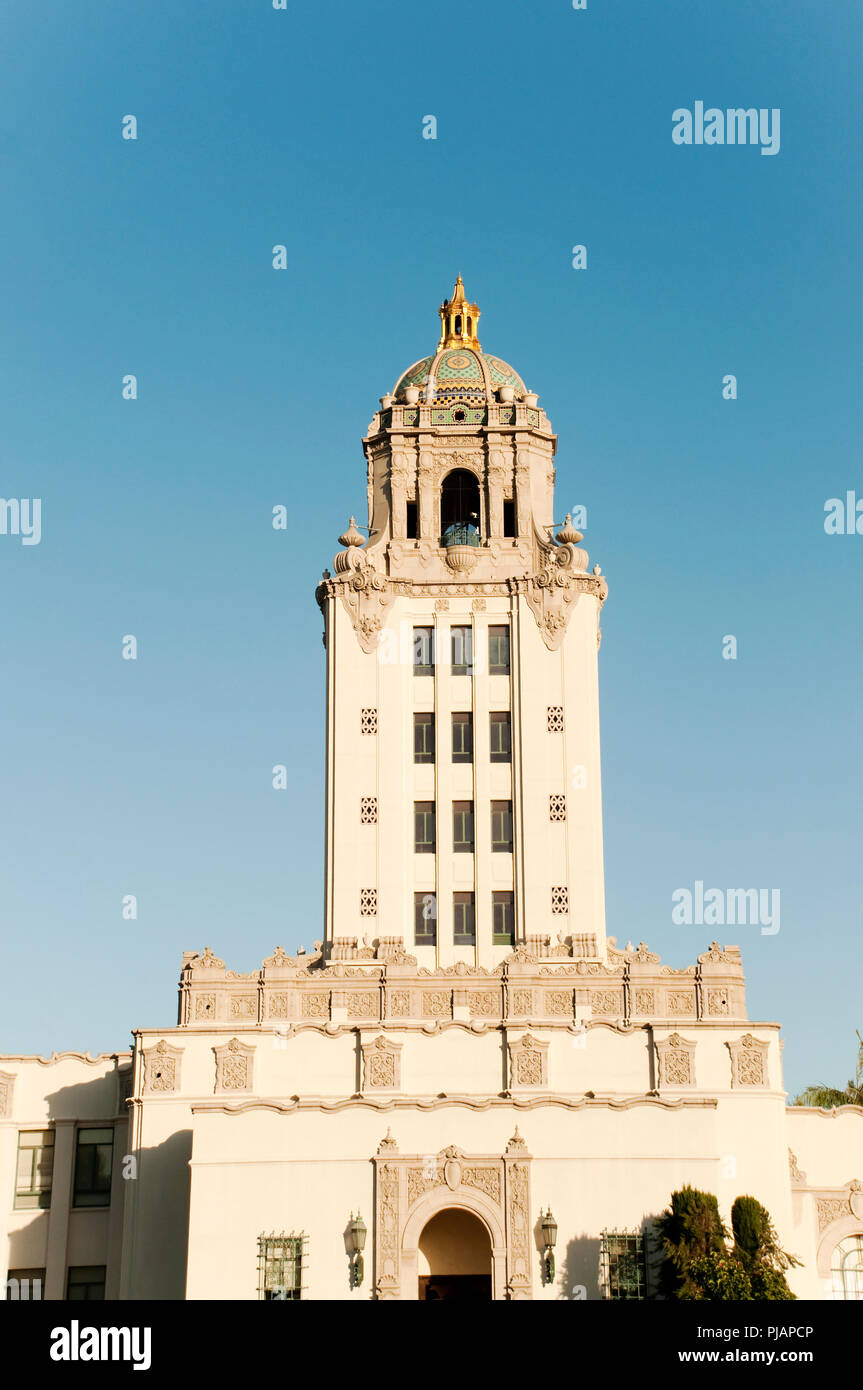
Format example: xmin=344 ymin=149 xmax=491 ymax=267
xmin=541 ymin=1208 xmax=558 ymax=1284
xmin=348 ymin=1212 xmax=367 ymax=1287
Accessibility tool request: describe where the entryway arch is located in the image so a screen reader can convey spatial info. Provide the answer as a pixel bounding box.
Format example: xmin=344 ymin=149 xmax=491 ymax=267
xmin=418 ymin=1208 xmax=492 ymax=1301
xmin=401 ymin=1186 xmax=507 ymax=1300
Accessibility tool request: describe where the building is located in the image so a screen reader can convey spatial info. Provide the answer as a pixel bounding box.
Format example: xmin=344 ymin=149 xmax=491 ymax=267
xmin=2 ymin=280 xmax=862 ymax=1301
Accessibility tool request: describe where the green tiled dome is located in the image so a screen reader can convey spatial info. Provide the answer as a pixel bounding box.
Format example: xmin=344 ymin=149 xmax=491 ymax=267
xmin=393 ymin=348 xmax=525 ymax=401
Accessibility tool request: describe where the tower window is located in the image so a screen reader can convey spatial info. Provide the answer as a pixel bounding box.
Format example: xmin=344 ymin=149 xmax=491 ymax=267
xmin=455 ymin=315 xmax=462 ymax=335
xmin=451 ymin=626 xmax=473 ymax=676
xmin=414 ymin=712 xmax=435 ymax=764
xmin=414 ymin=801 xmax=436 ymax=854
xmin=452 ymin=712 xmax=473 ymax=763
xmin=440 ymin=469 xmax=480 ymax=538
xmin=492 ymin=891 xmax=515 ymax=946
xmin=406 ymin=501 xmax=418 ymax=539
xmin=503 ymin=499 xmax=516 ymax=537
xmin=489 ymin=626 xmax=511 ymax=675
xmin=415 ymin=892 xmax=437 ymax=945
xmin=491 ymin=801 xmax=513 ymax=853
xmin=453 ymin=892 xmax=476 ymax=945
xmin=453 ymin=801 xmax=475 ymax=853
xmin=413 ymin=627 xmax=435 ymax=676
xmin=489 ymin=712 xmax=512 ymax=763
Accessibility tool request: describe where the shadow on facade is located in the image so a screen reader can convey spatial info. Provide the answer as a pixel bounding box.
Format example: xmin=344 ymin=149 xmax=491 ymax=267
xmin=32 ymin=1077 xmax=193 ymax=1300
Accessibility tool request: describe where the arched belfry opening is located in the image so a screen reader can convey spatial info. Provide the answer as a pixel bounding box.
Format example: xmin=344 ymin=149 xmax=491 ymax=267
xmin=417 ymin=1208 xmax=492 ymax=1301
xmin=440 ymin=469 xmax=481 ymax=541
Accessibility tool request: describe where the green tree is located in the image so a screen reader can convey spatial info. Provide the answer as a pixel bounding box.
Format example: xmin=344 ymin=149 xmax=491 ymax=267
xmin=657 ymin=1189 xmax=799 ymax=1300
xmin=656 ymin=1187 xmax=727 ymax=1298
xmin=731 ymin=1195 xmax=799 ymax=1298
xmin=793 ymin=1030 xmax=863 ymax=1109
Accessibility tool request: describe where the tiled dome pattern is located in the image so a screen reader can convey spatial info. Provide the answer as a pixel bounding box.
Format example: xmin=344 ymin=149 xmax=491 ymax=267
xmin=393 ymin=348 xmax=525 ymax=402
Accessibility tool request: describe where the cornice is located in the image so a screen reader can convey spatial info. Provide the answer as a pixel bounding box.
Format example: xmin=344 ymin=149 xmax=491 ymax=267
xmin=190 ymin=1092 xmax=721 ymax=1118
xmin=0 ymin=1050 xmax=132 ymax=1067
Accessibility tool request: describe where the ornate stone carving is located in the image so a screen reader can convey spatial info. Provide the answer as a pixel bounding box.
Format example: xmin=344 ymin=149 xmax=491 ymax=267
xmin=263 ymin=946 xmax=293 ymax=968
xmin=524 ymin=536 xmax=605 ymax=652
xmin=213 ymin=1037 xmax=254 ymax=1092
xmin=666 ymin=991 xmax=696 ymax=1016
xmin=302 ymin=993 xmax=330 ymax=1019
xmin=192 ymin=947 xmax=225 ymax=970
xmin=266 ymin=993 xmax=290 ymax=1019
xmin=467 ymin=990 xmax=498 ymax=1016
xmin=509 ymin=1033 xmax=549 ymax=1088
xmin=143 ymin=1039 xmax=183 ymax=1094
xmin=788 ymin=1149 xmax=807 ymax=1184
xmin=377 ymin=1128 xmax=398 ymax=1153
xmin=707 ymin=989 xmax=730 ymax=1016
xmin=590 ymin=990 xmax=623 ymax=1015
xmin=194 ymin=994 xmax=216 ymax=1021
xmin=0 ymin=1071 xmax=15 ymax=1117
xmin=655 ymin=1032 xmax=696 ymax=1088
xmin=362 ymin=1035 xmax=402 ymax=1090
xmin=506 ymin=1126 xmax=528 ymax=1154
xmin=423 ymin=991 xmax=452 ymax=1018
xmin=817 ymin=1197 xmax=849 ymax=1232
xmin=506 ymin=1161 xmax=531 ymax=1298
xmin=230 ymin=995 xmax=257 ymax=1019
xmin=347 ymin=992 xmax=379 ymax=1019
xmin=545 ymin=989 xmax=574 ymax=1017
xmin=727 ymin=1033 xmax=769 ymax=1088
xmin=632 ymin=989 xmax=656 ymax=1015
xmin=388 ymin=990 xmax=411 ymax=1017
xmin=335 ymin=548 xmax=396 ymax=653
xmin=511 ymin=988 xmax=533 ymax=1015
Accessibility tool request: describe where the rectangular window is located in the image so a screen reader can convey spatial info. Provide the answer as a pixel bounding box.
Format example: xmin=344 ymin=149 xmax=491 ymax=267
xmin=414 ymin=801 xmax=436 ymax=854
xmin=489 ymin=711 xmax=512 ymax=763
xmin=73 ymin=1128 xmax=113 ymax=1209
xmin=452 ymin=712 xmax=473 ymax=764
xmin=600 ymin=1231 xmax=647 ymax=1301
xmin=453 ymin=892 xmax=476 ymax=946
xmin=452 ymin=801 xmax=475 ymax=853
xmin=414 ymin=891 xmax=437 ymax=945
xmin=503 ymin=499 xmax=516 ymax=537
xmin=406 ymin=500 xmax=418 ymax=540
xmin=491 ymin=800 xmax=513 ymax=853
xmin=66 ymin=1266 xmax=106 ymax=1301
xmin=258 ymin=1234 xmax=306 ymax=1300
xmin=451 ymin=625 xmax=473 ymax=676
xmin=413 ymin=626 xmax=435 ymax=676
xmin=492 ymin=891 xmax=515 ymax=945
xmin=15 ymin=1130 xmax=54 ymax=1210
xmin=414 ymin=712 xmax=435 ymax=763
xmin=5 ymin=1269 xmax=45 ymax=1301
xmin=489 ymin=626 xmax=510 ymax=675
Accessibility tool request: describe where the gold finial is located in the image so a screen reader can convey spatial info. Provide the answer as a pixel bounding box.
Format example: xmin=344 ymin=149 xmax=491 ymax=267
xmin=438 ymin=275 xmax=481 ymax=350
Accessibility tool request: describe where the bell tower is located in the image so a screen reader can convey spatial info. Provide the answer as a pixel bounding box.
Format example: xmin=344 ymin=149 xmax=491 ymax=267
xmin=316 ymin=280 xmax=609 ymax=969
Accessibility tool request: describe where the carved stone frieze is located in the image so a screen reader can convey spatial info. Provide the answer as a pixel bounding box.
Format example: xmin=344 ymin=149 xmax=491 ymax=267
xmin=143 ymin=1039 xmax=183 ymax=1094
xmin=362 ymin=1035 xmax=402 ymax=1090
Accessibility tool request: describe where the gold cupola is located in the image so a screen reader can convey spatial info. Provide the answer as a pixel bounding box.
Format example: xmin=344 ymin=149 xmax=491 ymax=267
xmin=437 ymin=275 xmax=481 ymax=350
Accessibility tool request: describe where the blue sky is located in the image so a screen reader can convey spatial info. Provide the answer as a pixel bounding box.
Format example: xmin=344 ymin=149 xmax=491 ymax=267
xmin=1 ymin=1 xmax=860 ymax=1096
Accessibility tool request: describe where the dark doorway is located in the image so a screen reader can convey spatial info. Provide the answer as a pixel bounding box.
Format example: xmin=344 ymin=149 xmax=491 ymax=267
xmin=417 ymin=1208 xmax=493 ymax=1301
xmin=419 ymin=1274 xmax=492 ymax=1301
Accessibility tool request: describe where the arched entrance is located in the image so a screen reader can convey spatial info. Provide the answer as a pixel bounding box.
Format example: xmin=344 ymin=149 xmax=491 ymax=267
xmin=417 ymin=1208 xmax=492 ymax=1301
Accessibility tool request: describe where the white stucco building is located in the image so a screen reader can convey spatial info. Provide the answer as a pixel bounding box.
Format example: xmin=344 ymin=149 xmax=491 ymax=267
xmin=2 ymin=280 xmax=862 ymax=1301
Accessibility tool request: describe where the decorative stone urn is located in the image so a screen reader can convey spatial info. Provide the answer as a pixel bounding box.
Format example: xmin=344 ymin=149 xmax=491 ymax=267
xmin=444 ymin=544 xmax=480 ymax=575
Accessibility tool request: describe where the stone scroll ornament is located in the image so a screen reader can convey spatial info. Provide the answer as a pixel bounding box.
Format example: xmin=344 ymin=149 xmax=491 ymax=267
xmin=333 ymin=517 xmax=395 ymax=654
xmin=524 ymin=516 xmax=607 ymax=651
